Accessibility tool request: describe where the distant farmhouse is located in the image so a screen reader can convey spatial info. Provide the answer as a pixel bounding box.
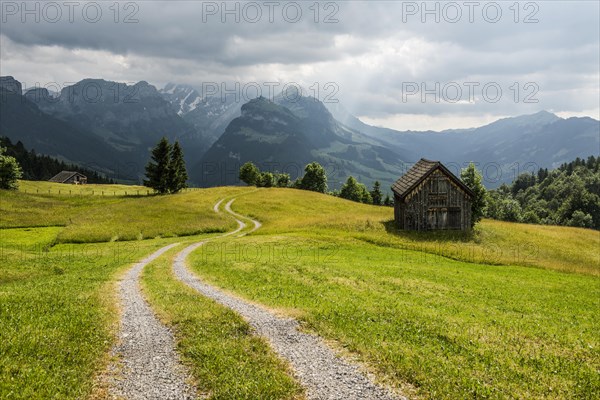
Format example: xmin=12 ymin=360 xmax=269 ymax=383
xmin=48 ymin=171 xmax=88 ymax=185
xmin=392 ymin=159 xmax=473 ymax=231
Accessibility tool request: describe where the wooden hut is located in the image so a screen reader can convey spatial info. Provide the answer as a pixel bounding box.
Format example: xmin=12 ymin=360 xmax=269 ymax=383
xmin=48 ymin=171 xmax=88 ymax=184
xmin=392 ymin=159 xmax=473 ymax=230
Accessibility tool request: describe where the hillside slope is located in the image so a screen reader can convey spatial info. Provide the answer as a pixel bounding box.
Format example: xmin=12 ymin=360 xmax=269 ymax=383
xmin=187 ymin=187 xmax=599 ymax=399
xmin=2 ymin=182 xmax=598 ymax=399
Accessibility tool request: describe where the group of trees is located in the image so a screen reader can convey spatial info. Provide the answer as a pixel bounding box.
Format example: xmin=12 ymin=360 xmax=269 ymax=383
xmin=144 ymin=137 xmax=188 ymax=194
xmin=339 ymin=176 xmax=373 ymax=204
xmin=239 ymin=161 xmax=328 ymax=192
xmin=336 ymin=177 xmax=393 ymax=206
xmin=485 ymin=156 xmax=599 ymax=229
xmin=239 ymin=161 xmax=395 ymax=206
xmin=0 ymin=136 xmax=113 ymax=186
xmin=239 ymin=162 xmax=291 ymax=188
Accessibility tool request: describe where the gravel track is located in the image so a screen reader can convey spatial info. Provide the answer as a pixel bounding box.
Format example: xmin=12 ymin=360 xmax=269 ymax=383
xmin=223 ymin=198 xmax=261 ymax=235
xmin=173 ymin=198 xmax=403 ymax=400
xmin=108 ymin=243 xmax=196 ymax=400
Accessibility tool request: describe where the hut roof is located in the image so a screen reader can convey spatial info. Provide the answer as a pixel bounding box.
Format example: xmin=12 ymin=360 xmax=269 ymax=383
xmin=391 ymin=159 xmax=474 ymax=199
xmin=48 ymin=171 xmax=86 ymax=183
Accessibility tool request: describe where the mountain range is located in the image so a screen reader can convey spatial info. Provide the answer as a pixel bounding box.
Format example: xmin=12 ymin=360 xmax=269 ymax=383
xmin=193 ymin=94 xmax=407 ymax=188
xmin=328 ymin=104 xmax=599 ymax=186
xmin=1 ymin=76 xmax=598 ymax=190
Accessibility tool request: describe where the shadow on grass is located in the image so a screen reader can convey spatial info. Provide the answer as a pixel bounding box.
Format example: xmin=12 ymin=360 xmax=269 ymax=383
xmin=381 ymin=220 xmax=477 ymax=243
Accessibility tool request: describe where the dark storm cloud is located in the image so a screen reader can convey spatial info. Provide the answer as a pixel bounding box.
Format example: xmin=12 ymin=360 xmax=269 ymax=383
xmin=1 ymin=0 xmax=598 ymax=129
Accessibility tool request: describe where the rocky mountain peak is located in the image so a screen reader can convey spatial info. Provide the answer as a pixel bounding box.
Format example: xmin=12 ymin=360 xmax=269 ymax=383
xmin=0 ymin=76 xmax=22 ymax=94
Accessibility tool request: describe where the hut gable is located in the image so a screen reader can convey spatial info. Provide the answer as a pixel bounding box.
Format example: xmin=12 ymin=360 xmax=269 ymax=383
xmin=48 ymin=171 xmax=88 ymax=184
xmin=392 ymin=159 xmax=474 ymax=200
xmin=391 ymin=159 xmax=474 ymax=231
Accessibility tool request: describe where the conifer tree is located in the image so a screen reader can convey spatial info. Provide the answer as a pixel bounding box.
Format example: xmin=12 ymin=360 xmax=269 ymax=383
xmin=168 ymin=141 xmax=188 ymax=193
xmin=370 ymin=181 xmax=383 ymax=205
xmin=144 ymin=137 xmax=171 ymax=194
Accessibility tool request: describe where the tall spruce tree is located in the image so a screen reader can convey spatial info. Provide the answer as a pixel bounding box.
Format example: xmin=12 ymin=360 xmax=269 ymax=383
xmin=370 ymin=181 xmax=383 ymax=205
xmin=168 ymin=141 xmax=188 ymax=193
xmin=144 ymin=137 xmax=171 ymax=194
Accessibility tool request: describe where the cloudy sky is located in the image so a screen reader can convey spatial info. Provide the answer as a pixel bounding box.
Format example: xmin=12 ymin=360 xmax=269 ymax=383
xmin=1 ymin=0 xmax=599 ymax=130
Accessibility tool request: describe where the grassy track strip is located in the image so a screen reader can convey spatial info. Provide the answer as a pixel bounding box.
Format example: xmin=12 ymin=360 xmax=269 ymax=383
xmin=141 ymin=244 xmax=305 ymax=400
xmin=107 ymin=243 xmax=196 ymax=400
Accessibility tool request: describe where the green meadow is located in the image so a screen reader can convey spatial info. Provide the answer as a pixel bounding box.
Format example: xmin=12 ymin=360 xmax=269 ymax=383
xmin=0 ymin=227 xmax=177 ymax=399
xmin=0 ymin=184 xmax=239 ymax=399
xmin=1 ymin=183 xmax=598 ymax=399
xmin=189 ymin=188 xmax=600 ymax=399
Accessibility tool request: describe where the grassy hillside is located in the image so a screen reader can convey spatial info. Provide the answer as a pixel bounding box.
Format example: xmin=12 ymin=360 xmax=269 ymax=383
xmin=231 ymin=188 xmax=599 ymax=276
xmin=1 ymin=183 xmax=598 ymax=399
xmin=2 ymin=181 xmax=245 ymax=242
xmin=186 ymin=187 xmax=599 ymax=399
xmin=0 ymin=184 xmax=249 ymax=399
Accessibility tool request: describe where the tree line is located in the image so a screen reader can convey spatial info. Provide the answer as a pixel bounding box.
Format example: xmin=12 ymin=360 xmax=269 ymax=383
xmin=485 ymin=156 xmax=599 ymax=229
xmin=0 ymin=136 xmax=114 ymax=187
xmin=0 ymin=136 xmax=190 ymax=194
xmin=240 ymin=161 xmax=387 ymax=202
xmin=240 ymin=161 xmax=399 ymax=207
